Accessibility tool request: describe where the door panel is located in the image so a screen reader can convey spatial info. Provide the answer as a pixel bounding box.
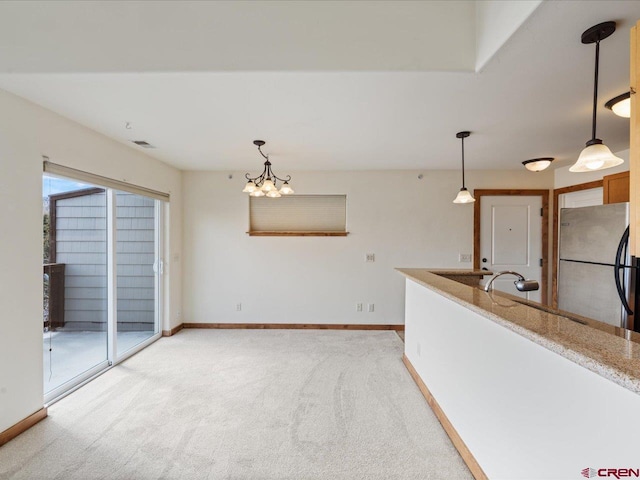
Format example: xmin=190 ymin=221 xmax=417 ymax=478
xmin=43 ymin=175 xmax=109 ymax=401
xmin=559 ymin=204 xmax=628 ymax=264
xmin=558 ymin=260 xmax=622 ymax=327
xmin=116 ymin=192 xmax=160 ymax=356
xmin=492 ymin=205 xmax=530 ymax=266
xmin=481 ymin=196 xmax=542 ymax=302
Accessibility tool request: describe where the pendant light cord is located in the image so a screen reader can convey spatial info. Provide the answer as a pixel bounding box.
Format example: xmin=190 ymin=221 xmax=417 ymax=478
xmin=592 ymin=38 xmax=600 ymax=141
xmin=461 ymin=136 xmax=466 ymax=189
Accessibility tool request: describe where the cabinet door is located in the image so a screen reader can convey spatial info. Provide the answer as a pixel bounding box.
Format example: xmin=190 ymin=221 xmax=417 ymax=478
xmin=603 ymin=171 xmax=630 ymax=204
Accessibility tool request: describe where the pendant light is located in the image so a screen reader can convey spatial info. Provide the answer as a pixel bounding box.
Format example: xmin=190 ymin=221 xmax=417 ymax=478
xmin=453 ymin=131 xmax=475 ymax=204
xmin=242 ymin=140 xmax=294 ymax=197
xmin=570 ymin=22 xmax=624 ymax=172
xmin=605 ymin=92 xmax=631 ymax=118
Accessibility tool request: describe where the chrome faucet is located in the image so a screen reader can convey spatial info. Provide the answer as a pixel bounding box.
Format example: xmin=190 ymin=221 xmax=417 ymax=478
xmin=484 ymin=271 xmax=540 ymax=293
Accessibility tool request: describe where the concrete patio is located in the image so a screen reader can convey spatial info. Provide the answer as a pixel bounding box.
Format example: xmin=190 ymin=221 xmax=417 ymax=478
xmin=43 ymin=330 xmax=154 ymax=394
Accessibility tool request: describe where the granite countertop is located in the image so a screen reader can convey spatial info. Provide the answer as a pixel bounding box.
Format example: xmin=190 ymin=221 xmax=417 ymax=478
xmin=397 ymin=268 xmax=640 ymax=395
xmin=422 ymin=269 xmax=491 ymax=276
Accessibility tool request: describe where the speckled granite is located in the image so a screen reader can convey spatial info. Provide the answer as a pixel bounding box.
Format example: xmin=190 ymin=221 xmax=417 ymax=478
xmin=397 ymin=268 xmax=640 ymax=395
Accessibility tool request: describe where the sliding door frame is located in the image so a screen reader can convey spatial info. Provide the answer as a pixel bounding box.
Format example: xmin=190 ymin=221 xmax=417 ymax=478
xmin=43 ymin=167 xmax=166 ymax=404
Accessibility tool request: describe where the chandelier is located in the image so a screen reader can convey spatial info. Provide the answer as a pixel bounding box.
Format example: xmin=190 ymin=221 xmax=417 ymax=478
xmin=242 ymin=140 xmax=294 ymax=198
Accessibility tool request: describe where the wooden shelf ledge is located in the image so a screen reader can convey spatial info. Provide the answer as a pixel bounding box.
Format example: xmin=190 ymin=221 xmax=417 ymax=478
xmin=247 ymin=231 xmax=349 ymax=237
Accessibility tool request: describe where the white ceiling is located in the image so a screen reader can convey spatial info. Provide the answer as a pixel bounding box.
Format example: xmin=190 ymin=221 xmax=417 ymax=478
xmin=0 ymin=1 xmax=639 ymax=172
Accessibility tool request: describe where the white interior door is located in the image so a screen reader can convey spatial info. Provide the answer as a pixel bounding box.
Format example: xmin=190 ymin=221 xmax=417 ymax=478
xmin=480 ymin=196 xmax=543 ymax=302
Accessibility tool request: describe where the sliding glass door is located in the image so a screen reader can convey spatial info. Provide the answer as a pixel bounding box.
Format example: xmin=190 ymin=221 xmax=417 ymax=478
xmin=43 ymin=177 xmax=109 ymax=398
xmin=43 ymin=174 xmax=164 ymax=402
xmin=115 ymin=191 xmax=161 ymax=355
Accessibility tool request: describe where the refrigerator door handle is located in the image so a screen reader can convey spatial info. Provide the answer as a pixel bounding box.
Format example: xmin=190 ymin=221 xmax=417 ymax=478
xmin=615 ymin=225 xmax=633 ymax=316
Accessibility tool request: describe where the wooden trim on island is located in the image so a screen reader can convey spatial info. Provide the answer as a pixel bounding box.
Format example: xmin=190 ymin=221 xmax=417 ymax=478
xmin=247 ymin=231 xmax=349 ymax=237
xmin=162 ymin=324 xmax=184 ymax=337
xmin=0 ymin=407 xmax=48 ymax=447
xmin=183 ymin=323 xmax=404 ymax=331
xmin=402 ymin=355 xmax=487 ymax=480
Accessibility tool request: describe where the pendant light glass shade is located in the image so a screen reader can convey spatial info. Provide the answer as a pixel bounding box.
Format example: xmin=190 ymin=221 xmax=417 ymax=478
xmin=279 ymin=182 xmax=294 ymax=195
xmin=261 ymin=178 xmax=277 ymax=192
xmin=266 ymin=189 xmax=282 ymax=198
xmin=569 ymin=142 xmax=623 ymax=172
xmin=250 ymin=189 xmax=265 ymax=197
xmin=453 ymin=188 xmax=475 ymax=204
xmin=242 ymin=181 xmax=257 ymax=193
xmin=570 ymin=22 xmax=624 ymax=173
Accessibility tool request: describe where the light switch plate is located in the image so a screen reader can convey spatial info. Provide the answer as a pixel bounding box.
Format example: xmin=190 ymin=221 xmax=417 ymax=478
xmin=459 ymin=253 xmax=472 ymax=263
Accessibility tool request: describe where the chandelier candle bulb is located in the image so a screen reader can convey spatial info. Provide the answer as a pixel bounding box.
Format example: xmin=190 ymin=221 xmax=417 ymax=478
xmin=243 ymin=140 xmax=294 ymax=198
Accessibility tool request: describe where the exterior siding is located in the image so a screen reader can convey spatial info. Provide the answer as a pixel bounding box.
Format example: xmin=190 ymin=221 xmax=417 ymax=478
xmin=53 ymin=191 xmax=156 ymax=331
xmin=116 ymin=192 xmax=155 ymax=332
xmin=54 ymin=192 xmax=108 ymax=331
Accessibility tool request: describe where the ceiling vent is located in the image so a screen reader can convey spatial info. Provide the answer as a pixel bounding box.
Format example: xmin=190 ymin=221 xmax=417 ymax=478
xmin=132 ymin=140 xmax=155 ymax=148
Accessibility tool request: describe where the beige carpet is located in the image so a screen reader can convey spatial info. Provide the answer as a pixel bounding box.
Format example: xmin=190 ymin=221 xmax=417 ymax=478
xmin=0 ymin=329 xmax=472 ymax=479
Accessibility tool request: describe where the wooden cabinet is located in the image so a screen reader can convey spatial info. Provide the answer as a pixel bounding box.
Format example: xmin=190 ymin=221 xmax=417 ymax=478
xmin=631 ymin=21 xmax=640 ymax=255
xmin=603 ymin=171 xmax=630 ymax=204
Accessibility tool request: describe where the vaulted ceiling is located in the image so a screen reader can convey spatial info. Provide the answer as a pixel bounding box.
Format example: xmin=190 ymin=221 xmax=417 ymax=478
xmin=0 ymin=1 xmax=639 ymax=171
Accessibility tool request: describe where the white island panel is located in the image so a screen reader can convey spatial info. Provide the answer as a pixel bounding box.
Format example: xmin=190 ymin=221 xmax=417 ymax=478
xmin=404 ymin=278 xmax=640 ymax=480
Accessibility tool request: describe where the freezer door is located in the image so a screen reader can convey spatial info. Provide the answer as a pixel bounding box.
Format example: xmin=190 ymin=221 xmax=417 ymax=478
xmin=559 ymin=203 xmax=629 ymax=264
xmin=558 ymin=260 xmax=623 ymax=327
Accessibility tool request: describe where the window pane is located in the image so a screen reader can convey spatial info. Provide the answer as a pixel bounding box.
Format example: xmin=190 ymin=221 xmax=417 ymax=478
xmin=43 ymin=175 xmax=108 ymax=395
xmin=116 ymin=192 xmax=159 ymax=354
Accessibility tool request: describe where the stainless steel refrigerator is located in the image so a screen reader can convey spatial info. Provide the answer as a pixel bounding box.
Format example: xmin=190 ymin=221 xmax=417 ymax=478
xmin=558 ymin=203 xmax=638 ymax=329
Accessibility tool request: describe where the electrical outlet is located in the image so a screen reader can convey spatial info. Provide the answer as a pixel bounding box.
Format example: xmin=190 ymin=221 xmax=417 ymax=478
xmin=236 ymin=303 xmax=242 ymax=312
xmin=176 ymin=310 xmax=182 ymax=319
xmin=356 ymin=303 xmax=363 ymax=312
xmin=365 ymin=253 xmax=375 ymax=262
xmin=459 ymin=253 xmax=472 ymax=263
xmin=368 ymin=303 xmax=375 ymax=313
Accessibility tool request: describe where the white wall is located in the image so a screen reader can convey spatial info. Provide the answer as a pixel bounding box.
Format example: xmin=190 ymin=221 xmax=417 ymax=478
xmin=183 ymin=169 xmax=552 ymax=326
xmin=554 ymin=149 xmax=630 ymax=189
xmin=404 ymin=279 xmax=640 ymax=478
xmin=0 ymin=88 xmax=182 ymax=434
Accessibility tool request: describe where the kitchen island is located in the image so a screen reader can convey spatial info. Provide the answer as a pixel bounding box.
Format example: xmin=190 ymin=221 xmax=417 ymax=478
xmin=398 ymin=268 xmax=640 ymax=480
